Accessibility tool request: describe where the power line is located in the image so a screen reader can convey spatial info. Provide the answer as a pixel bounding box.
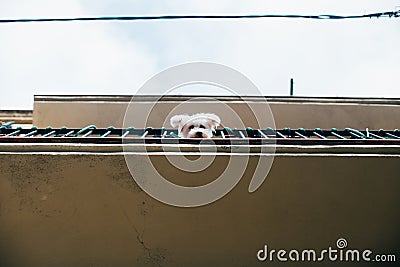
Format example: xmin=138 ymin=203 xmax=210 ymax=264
xmin=0 ymin=10 xmax=399 ymax=24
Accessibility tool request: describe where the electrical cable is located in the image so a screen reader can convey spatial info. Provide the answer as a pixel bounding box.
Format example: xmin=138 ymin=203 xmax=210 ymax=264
xmin=0 ymin=10 xmax=399 ymax=24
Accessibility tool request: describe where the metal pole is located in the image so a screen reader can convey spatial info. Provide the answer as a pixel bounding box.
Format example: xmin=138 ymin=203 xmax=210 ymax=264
xmin=290 ymin=78 xmax=294 ymax=96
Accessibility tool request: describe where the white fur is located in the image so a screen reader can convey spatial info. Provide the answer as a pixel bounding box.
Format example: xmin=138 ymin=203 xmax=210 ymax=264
xmin=170 ymin=113 xmax=221 ymax=138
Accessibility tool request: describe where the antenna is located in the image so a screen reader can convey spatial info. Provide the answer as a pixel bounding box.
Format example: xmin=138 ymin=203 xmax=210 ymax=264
xmin=290 ymin=78 xmax=294 ymax=96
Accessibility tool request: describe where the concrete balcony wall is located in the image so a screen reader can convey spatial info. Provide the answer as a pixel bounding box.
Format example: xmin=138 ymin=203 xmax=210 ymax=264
xmin=33 ymin=95 xmax=400 ymax=129
xmin=4 ymin=95 xmax=399 ymax=266
xmin=0 ymin=144 xmax=399 ymax=266
xmin=0 ymin=110 xmax=33 ymax=128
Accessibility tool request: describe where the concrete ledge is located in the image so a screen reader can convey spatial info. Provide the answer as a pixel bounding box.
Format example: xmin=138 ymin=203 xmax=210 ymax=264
xmin=0 ymin=110 xmax=32 ymax=124
xmin=34 ymin=95 xmax=400 ymax=105
xmin=1 ymin=143 xmax=400 ymax=154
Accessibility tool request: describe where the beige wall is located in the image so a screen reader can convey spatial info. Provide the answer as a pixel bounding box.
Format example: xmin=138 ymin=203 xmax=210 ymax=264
xmin=0 ymin=110 xmax=32 ymax=128
xmin=0 ymin=147 xmax=399 ymax=266
xmin=33 ymin=96 xmax=400 ymax=129
xmin=8 ymin=95 xmax=400 ymax=266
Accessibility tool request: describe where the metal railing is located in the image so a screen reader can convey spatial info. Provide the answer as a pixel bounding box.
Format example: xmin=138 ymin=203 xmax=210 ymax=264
xmin=1 ymin=123 xmax=400 ymax=145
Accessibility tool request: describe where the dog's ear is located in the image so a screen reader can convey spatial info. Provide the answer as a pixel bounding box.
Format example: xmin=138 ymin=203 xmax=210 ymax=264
xmin=203 ymin=113 xmax=221 ymax=128
xmin=170 ymin=114 xmax=190 ymax=128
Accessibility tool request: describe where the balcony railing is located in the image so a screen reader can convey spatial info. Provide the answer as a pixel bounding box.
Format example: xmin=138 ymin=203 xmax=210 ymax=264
xmin=1 ymin=123 xmax=399 ymax=145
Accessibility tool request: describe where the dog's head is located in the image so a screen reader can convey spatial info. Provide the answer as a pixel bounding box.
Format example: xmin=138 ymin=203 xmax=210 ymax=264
xmin=170 ymin=113 xmax=221 ymax=138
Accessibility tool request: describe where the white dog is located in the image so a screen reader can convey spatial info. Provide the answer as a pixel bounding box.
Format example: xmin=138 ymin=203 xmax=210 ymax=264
xmin=170 ymin=113 xmax=221 ymax=138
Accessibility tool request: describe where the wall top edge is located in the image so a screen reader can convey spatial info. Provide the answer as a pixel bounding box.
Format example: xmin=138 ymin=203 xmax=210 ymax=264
xmin=33 ymin=95 xmax=400 ymax=105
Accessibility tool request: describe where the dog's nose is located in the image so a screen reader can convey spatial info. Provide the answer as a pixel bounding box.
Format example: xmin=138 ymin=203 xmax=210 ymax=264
xmin=195 ymin=132 xmax=203 ymax=138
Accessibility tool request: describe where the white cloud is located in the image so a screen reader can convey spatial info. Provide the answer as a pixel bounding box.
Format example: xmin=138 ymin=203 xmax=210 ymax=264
xmin=153 ymin=0 xmax=400 ymax=97
xmin=0 ymin=0 xmax=399 ymax=109
xmin=0 ymin=0 xmax=158 ymax=109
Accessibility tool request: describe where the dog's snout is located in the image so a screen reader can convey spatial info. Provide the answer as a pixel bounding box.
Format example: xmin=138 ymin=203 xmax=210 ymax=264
xmin=195 ymin=132 xmax=203 ymax=138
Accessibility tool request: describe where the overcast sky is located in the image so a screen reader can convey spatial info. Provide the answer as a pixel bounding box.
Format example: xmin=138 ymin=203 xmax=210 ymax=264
xmin=0 ymin=0 xmax=399 ymax=109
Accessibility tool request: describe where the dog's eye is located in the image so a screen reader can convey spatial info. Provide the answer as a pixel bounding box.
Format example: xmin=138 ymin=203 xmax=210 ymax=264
xmin=188 ymin=125 xmax=194 ymax=130
xmin=199 ymin=125 xmax=206 ymax=129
